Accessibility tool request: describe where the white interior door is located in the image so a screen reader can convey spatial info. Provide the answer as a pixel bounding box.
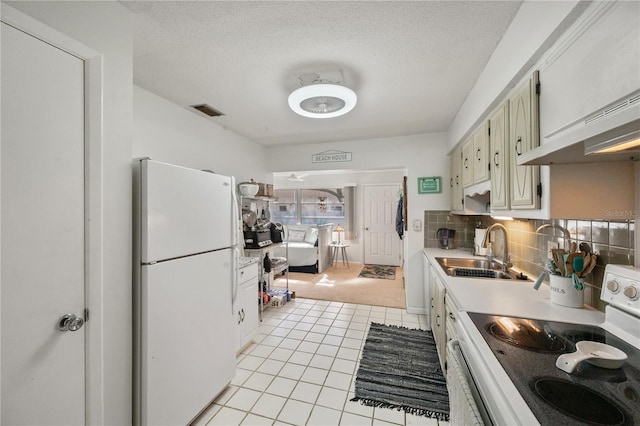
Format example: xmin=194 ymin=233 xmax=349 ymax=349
xmin=1 ymin=22 xmax=86 ymax=425
xmin=363 ymin=185 xmax=401 ymax=266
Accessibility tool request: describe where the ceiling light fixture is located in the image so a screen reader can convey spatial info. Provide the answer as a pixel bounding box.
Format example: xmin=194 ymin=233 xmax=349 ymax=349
xmin=288 ymin=83 xmax=357 ymax=119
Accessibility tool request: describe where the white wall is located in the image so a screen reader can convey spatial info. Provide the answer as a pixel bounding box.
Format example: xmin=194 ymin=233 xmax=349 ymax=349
xmin=267 ymin=133 xmax=450 ymax=314
xmin=4 ymin=1 xmax=133 ymax=424
xmin=133 ymin=86 xmax=270 ymax=184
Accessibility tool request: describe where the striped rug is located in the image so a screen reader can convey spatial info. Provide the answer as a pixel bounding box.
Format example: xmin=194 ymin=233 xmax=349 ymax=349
xmin=351 ymin=323 xmax=450 ymax=421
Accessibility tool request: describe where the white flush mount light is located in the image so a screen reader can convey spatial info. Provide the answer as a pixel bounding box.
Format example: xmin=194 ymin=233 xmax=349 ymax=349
xmin=288 ymin=83 xmax=357 ymax=119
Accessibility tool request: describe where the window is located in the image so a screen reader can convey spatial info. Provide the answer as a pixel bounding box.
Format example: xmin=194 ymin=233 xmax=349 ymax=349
xmin=272 ymin=187 xmax=355 ymax=239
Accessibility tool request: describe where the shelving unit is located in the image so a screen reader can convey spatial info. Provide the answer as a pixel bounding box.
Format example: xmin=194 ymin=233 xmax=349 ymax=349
xmin=244 ymin=242 xmax=289 ymax=320
xmin=240 ymin=194 xmax=289 ymax=320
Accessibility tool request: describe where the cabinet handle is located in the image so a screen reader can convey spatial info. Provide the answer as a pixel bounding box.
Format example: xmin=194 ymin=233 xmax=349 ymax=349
xmin=515 ymin=137 xmax=522 ymax=156
xmin=464 ymin=158 xmax=468 ymax=169
xmin=241 ymin=308 xmax=245 ymax=321
xmin=448 ymin=312 xmax=456 ymax=322
xmin=449 ymin=178 xmax=453 ymax=188
xmin=436 ymin=315 xmax=441 ymax=327
xmin=238 ymin=311 xmax=242 ymax=325
xmin=494 ymin=152 xmax=499 ymax=167
xmin=455 ymin=175 xmax=459 ymax=185
xmin=476 ymin=148 xmax=481 ymax=160
xmin=431 ymin=298 xmax=434 ymax=309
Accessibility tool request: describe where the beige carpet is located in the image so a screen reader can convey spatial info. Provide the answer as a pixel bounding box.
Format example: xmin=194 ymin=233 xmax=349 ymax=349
xmin=272 ymin=263 xmax=406 ymax=309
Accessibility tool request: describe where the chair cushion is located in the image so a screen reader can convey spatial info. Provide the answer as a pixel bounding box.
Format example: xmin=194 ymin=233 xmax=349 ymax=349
xmin=288 ymin=229 xmax=306 ymax=242
xmin=304 ymin=228 xmax=318 ymax=245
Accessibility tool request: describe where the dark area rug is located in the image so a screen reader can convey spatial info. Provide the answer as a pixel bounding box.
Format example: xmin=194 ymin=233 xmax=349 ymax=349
xmin=352 ymin=323 xmax=450 ymax=421
xmin=358 ymin=264 xmax=396 ymax=280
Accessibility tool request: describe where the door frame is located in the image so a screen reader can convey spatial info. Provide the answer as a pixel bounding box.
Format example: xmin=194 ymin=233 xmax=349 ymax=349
xmin=361 ymin=183 xmax=403 ymax=266
xmin=1 ymin=4 xmax=105 ymax=424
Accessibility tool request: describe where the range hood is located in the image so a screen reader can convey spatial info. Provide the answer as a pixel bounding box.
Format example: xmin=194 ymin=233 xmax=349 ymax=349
xmin=519 ymin=92 xmax=640 ymax=165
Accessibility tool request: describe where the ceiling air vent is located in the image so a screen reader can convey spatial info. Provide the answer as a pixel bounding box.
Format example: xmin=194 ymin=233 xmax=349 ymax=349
xmin=190 ymin=104 xmax=225 ymax=117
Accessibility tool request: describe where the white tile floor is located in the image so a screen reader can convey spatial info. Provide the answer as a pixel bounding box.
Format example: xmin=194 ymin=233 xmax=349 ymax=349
xmin=193 ymin=298 xmax=450 ymax=426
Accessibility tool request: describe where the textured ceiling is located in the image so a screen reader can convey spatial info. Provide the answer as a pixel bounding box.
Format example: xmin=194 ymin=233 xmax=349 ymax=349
xmin=123 ymin=1 xmax=523 ymax=147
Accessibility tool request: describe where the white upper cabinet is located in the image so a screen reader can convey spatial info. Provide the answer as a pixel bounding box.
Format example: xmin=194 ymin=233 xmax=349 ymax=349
xmin=509 ymin=74 xmax=540 ymax=210
xmin=462 ymin=123 xmax=490 ymax=189
xmin=472 ymin=122 xmax=490 ymax=184
xmin=450 ymin=147 xmax=464 ymax=212
xmin=489 ymin=102 xmax=509 ymax=210
xmin=461 ymin=138 xmax=474 ymax=188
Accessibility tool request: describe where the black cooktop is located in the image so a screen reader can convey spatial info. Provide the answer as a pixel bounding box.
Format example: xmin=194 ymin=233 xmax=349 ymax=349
xmin=468 ymin=312 xmax=640 ymax=426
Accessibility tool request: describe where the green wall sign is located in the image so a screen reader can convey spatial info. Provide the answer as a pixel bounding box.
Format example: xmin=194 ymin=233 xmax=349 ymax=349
xmin=417 ymin=176 xmax=442 ymax=194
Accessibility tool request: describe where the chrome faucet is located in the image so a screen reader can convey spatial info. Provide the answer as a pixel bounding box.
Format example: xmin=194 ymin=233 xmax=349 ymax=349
xmin=535 ymin=223 xmax=571 ymax=250
xmin=482 ymin=223 xmax=512 ymax=272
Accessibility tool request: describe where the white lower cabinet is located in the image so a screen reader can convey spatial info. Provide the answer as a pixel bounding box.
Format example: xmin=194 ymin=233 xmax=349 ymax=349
xmin=429 ymin=264 xmax=447 ymax=375
xmin=235 ymin=262 xmax=259 ymax=353
xmin=444 ymin=293 xmax=460 ymax=375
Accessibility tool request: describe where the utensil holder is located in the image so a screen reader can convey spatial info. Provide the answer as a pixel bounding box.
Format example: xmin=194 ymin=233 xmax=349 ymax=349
xmin=549 ymin=275 xmax=584 ymax=308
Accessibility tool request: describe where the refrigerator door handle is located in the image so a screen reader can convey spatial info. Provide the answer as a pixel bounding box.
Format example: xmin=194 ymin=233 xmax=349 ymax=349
xmin=231 ymin=176 xmax=239 ymax=247
xmin=232 ymin=247 xmax=239 ymax=311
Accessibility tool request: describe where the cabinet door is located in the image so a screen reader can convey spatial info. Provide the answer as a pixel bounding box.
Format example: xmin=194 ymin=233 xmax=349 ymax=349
xmin=461 ymin=139 xmax=474 ymax=188
xmin=509 ymin=77 xmax=540 ymax=209
xmin=239 ymin=278 xmax=258 ymax=347
xmin=423 ymin=254 xmax=431 ymax=329
xmin=449 ymin=148 xmax=464 ymax=212
xmin=489 ymin=102 xmax=509 ymax=210
xmin=430 ymin=270 xmax=447 ymax=374
xmin=436 ymin=283 xmax=447 ymax=375
xmin=429 ymin=265 xmax=438 ymax=332
xmin=472 ymin=122 xmax=490 ymax=184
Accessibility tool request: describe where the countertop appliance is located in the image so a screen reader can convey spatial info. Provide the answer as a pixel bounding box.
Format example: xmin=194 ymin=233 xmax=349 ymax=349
xmin=437 ymin=228 xmax=456 ymax=249
xmin=455 ymin=264 xmax=640 ymax=425
xmin=133 ymin=159 xmax=237 ymax=426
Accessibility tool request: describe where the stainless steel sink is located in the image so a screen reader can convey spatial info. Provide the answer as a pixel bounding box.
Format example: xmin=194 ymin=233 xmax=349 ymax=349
xmin=435 ymin=257 xmax=529 ymax=281
xmin=435 ymin=257 xmax=504 ymax=270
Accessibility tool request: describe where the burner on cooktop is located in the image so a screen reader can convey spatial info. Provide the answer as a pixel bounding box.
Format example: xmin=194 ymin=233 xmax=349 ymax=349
xmin=486 ymin=318 xmax=566 ymax=353
xmin=563 ymin=329 xmax=607 ymax=344
xmin=533 ymin=378 xmax=626 ymax=425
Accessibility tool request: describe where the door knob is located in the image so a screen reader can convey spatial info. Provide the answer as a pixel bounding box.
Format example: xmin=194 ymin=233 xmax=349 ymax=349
xmin=57 ymin=313 xmax=84 ymax=332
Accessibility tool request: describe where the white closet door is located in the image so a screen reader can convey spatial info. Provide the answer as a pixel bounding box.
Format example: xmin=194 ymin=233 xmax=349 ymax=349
xmin=1 ymin=22 xmax=86 ymax=425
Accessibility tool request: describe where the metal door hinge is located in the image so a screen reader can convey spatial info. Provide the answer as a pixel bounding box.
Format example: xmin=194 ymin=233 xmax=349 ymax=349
xmin=84 ymin=308 xmax=89 ymax=322
xmin=488 ymin=127 xmax=491 ymax=136
xmin=537 ymin=183 xmax=543 ymax=197
xmin=535 ymin=82 xmax=541 ymax=95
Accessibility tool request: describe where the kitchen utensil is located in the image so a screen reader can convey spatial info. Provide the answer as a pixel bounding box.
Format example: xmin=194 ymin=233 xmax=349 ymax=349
xmin=572 ymin=256 xmax=584 ymax=290
xmin=552 ymin=249 xmax=566 ymax=275
xmin=565 ymin=252 xmax=581 ymax=276
xmin=579 ymin=242 xmax=592 ymax=254
xmin=556 ymin=341 xmax=627 ymax=373
xmin=582 ymin=253 xmax=598 ymax=276
xmin=545 ymin=259 xmax=558 ymax=275
xmin=532 ymin=270 xmax=548 ymax=290
xmin=579 ymin=254 xmax=591 ymax=277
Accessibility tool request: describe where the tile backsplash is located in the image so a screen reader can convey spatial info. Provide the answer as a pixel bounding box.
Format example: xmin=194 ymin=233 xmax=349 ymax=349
xmin=424 ymin=210 xmax=635 ymax=311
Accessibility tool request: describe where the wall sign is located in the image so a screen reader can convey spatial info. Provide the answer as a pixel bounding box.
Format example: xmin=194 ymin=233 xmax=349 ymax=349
xmin=312 ymin=149 xmax=352 ymax=163
xmin=417 ymin=176 xmax=442 ymax=194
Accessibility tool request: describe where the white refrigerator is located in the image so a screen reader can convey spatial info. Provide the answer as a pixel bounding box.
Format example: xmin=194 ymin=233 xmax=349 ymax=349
xmin=133 ymin=159 xmax=238 ymax=426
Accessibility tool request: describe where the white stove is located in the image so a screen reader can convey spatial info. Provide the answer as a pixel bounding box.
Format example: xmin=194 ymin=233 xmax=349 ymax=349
xmin=454 ymin=264 xmax=640 ymax=425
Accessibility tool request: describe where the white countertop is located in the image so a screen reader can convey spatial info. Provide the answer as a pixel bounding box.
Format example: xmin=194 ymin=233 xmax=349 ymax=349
xmin=423 ymin=248 xmax=605 ymax=325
